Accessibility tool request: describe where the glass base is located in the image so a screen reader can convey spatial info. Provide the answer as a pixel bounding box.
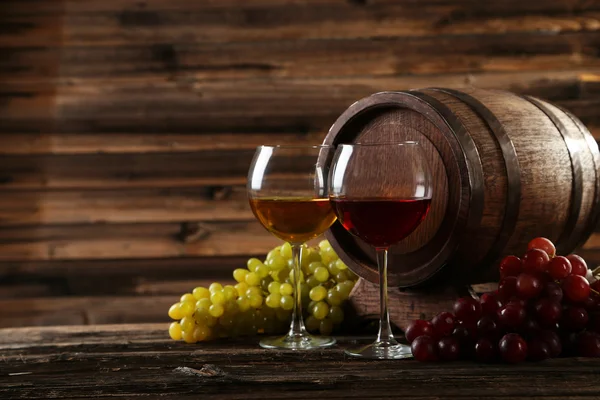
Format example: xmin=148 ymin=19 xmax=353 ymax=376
xmin=344 ymin=339 xmax=413 ymax=359
xmin=260 ymin=333 xmax=336 ymax=350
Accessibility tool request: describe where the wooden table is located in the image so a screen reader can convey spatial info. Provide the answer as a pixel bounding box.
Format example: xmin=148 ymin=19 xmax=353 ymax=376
xmin=1 ymin=323 xmax=599 ymax=399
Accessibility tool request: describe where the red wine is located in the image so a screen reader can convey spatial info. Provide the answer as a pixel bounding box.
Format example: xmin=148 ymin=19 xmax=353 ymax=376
xmin=330 ymin=198 xmax=431 ymax=248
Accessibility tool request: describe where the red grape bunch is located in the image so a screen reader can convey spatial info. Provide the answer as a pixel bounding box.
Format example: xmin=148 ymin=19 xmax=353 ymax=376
xmin=406 ymin=237 xmax=600 ymax=363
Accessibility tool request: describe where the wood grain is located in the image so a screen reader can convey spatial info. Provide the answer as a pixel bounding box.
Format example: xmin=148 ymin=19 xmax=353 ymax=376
xmin=2 ymin=0 xmax=600 ymax=47
xmin=0 ymin=221 xmax=280 ymax=261
xmin=0 ymin=187 xmax=251 ymax=225
xmin=6 ymin=33 xmax=600 ymax=81
xmin=1 ymin=324 xmax=600 ymax=399
xmin=0 ymin=132 xmax=324 ymax=155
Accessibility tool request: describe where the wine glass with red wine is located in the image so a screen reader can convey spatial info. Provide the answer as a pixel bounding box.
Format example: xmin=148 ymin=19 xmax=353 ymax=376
xmin=247 ymin=145 xmax=337 ymax=350
xmin=329 ymin=142 xmax=432 ymax=359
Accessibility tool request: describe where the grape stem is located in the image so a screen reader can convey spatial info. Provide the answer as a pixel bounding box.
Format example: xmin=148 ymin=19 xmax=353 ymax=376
xmin=288 ymin=243 xmax=308 ymax=338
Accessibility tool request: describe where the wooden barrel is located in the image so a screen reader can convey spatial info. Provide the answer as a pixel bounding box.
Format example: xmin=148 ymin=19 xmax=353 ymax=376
xmin=323 ymin=88 xmax=600 ymax=288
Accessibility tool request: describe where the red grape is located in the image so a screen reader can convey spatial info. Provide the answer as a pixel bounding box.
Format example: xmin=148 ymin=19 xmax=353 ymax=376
xmin=566 ymin=254 xmax=588 ymax=277
xmin=431 ymin=312 xmax=456 ymax=338
xmin=411 ymin=335 xmax=438 ymax=362
xmin=588 ymin=314 xmax=600 ymax=334
xmin=527 ymin=237 xmax=556 ymax=258
xmin=516 ymin=273 xmax=543 ymax=299
xmin=437 ymin=336 xmax=460 ymax=361
xmin=522 ymin=316 xmax=541 ymax=336
xmin=497 ymin=302 xmax=527 ymax=330
xmin=547 ymin=256 xmax=572 ymax=280
xmin=477 ymin=315 xmax=499 ymax=338
xmin=562 ymin=275 xmax=591 ymax=303
xmin=543 ymin=281 xmax=563 ymax=302
xmin=474 ymin=338 xmax=497 ymax=363
xmin=499 ymin=255 xmax=522 ymax=278
xmin=498 ymin=276 xmax=518 ymax=302
xmin=528 ymin=339 xmax=551 ymax=361
xmin=534 ymin=298 xmax=561 ymax=328
xmin=581 ymin=292 xmax=600 ymax=311
xmin=561 ymin=306 xmax=589 ymax=331
xmin=480 ymin=293 xmax=502 ymax=316
xmin=499 ymin=333 xmax=528 ymax=363
xmin=522 ymin=249 xmax=550 ymax=273
xmin=539 ymin=330 xmax=562 ymax=357
xmin=405 ymin=320 xmax=434 ymax=344
xmin=453 ymin=297 xmax=482 ymax=323
xmin=561 ymin=332 xmax=579 ymax=356
xmin=577 ymin=331 xmax=600 ymax=357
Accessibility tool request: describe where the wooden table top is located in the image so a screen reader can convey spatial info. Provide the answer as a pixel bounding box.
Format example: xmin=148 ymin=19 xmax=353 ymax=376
xmin=1 ymin=323 xmax=599 ymax=399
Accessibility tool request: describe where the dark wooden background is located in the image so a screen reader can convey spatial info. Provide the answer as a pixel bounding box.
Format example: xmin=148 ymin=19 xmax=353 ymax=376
xmin=2 ymin=0 xmax=600 ymax=328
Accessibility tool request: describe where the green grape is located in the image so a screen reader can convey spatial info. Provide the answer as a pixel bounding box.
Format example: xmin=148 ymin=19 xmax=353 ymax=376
xmin=204 ymin=314 xmax=217 ymax=328
xmin=280 ymin=295 xmax=294 ymax=310
xmin=233 ymin=268 xmax=249 ymax=283
xmin=260 ymin=276 xmax=273 ymax=292
xmin=308 ymin=300 xmax=317 ymax=313
xmin=271 ymin=267 xmax=290 ymax=282
xmin=329 ymin=306 xmax=344 ymax=325
xmin=319 ymin=318 xmax=334 ymax=335
xmin=168 ymin=303 xmax=184 ymax=320
xmin=280 ymin=242 xmax=293 ymax=259
xmin=180 ymin=316 xmax=195 ymax=332
xmin=245 ymin=272 xmax=260 ymax=286
xmin=266 ymin=253 xmax=287 ymax=271
xmin=276 ymin=308 xmax=292 ymax=322
xmin=237 ymin=296 xmax=250 ymax=312
xmin=287 ymin=258 xmax=295 ymax=269
xmin=210 ymin=291 xmax=226 ymax=306
xmin=288 ymin=269 xmax=305 ymax=284
xmin=179 ymin=301 xmax=195 ymax=317
xmin=180 ymin=293 xmax=195 ymax=303
xmin=326 ymin=290 xmax=343 ymax=306
xmin=234 ymin=282 xmax=249 ymax=297
xmin=192 ymin=286 xmax=210 ymax=300
xmin=262 ymin=304 xmax=276 ymax=318
xmin=194 ymin=325 xmax=212 ymax=341
xmin=182 ymin=329 xmax=197 ymax=344
xmin=335 ymin=270 xmax=351 ymax=283
xmin=300 ymin=283 xmax=310 ymax=303
xmin=305 ymin=316 xmax=320 ymax=332
xmin=347 ymin=269 xmax=358 ymax=280
xmin=247 ymin=258 xmax=263 ymax=272
xmin=225 ymin=300 xmax=239 ymax=316
xmin=266 ymin=293 xmax=282 ymax=308
xmin=169 ymin=322 xmax=182 ymax=340
xmin=306 ymin=275 xmax=320 ymax=288
xmin=256 ymin=264 xmax=270 ymax=278
xmin=268 ymin=281 xmax=281 ymax=294
xmin=223 ymin=286 xmax=237 ymax=301
xmin=312 ymin=301 xmax=329 ymax=320
xmin=336 ymin=280 xmax=355 ymax=298
xmin=209 ymin=304 xmax=224 ymax=318
xmin=266 ymin=247 xmax=281 ymax=261
xmin=195 ymin=298 xmax=211 ymax=312
xmin=280 ymin=283 xmax=293 ymax=296
xmin=318 ymin=240 xmax=331 ymax=251
xmin=248 ymin=293 xmax=263 ymax=308
xmin=246 ymin=286 xmax=262 ymax=297
xmin=308 ymin=261 xmax=325 ymax=275
xmin=219 ymin=315 xmax=235 ymax=330
xmin=209 ymin=282 xmax=223 ymax=293
xmin=335 ymin=259 xmax=348 ymax=270
xmin=310 ymin=285 xmax=327 ymax=301
xmin=327 ymin=261 xmax=340 ymax=276
xmin=314 ymin=266 xmax=329 ymax=282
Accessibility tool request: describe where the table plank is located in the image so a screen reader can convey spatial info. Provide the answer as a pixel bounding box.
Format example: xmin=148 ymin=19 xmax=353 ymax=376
xmin=0 ymin=324 xmax=599 ymax=399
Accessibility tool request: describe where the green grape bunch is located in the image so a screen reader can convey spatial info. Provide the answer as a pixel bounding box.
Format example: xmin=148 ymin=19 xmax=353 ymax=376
xmin=168 ymin=240 xmax=358 ymax=343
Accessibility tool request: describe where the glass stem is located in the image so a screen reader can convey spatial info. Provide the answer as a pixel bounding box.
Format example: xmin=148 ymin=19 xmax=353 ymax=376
xmin=288 ymin=243 xmax=307 ymax=338
xmin=376 ymin=247 xmax=396 ymax=344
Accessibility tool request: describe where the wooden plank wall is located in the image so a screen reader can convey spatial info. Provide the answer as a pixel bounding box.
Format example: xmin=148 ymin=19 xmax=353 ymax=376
xmin=2 ymin=0 xmax=600 ymax=327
